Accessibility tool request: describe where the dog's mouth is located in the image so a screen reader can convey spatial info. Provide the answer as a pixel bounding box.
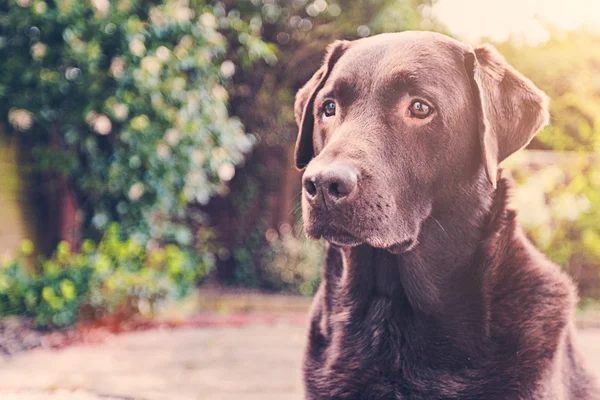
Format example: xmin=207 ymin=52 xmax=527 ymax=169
xmin=383 ymin=239 xmax=415 ymax=254
xmin=323 ymin=230 xmax=362 ymax=247
xmin=310 ymin=223 xmax=362 ymax=247
xmin=307 ymin=220 xmax=416 ymax=253
xmin=326 ymin=231 xmax=415 ymax=254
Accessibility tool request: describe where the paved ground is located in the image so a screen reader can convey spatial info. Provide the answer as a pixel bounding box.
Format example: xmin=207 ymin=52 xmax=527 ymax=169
xmin=0 ymin=320 xmax=599 ymax=400
xmin=0 ymin=320 xmax=306 ymax=400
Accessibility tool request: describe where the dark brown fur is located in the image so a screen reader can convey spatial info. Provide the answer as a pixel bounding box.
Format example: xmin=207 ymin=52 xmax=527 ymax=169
xmin=294 ymin=31 xmax=599 ymax=399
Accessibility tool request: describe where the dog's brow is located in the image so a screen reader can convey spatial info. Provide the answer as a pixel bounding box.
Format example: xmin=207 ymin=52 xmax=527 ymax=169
xmin=331 ymin=77 xmax=358 ymax=106
xmin=373 ymin=69 xmax=422 ymax=102
xmin=376 ymin=68 xmax=443 ymax=103
xmin=382 ymin=69 xmax=418 ymax=88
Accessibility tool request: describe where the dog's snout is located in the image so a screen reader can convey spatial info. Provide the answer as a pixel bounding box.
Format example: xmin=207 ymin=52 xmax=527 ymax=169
xmin=303 ymin=163 xmax=358 ymax=206
xmin=322 ymin=167 xmax=357 ymax=200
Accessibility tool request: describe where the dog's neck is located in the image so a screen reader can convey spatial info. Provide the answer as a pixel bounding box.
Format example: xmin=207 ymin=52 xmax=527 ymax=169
xmin=335 ymin=172 xmax=506 ymax=334
xmin=395 ymin=171 xmax=496 ymax=313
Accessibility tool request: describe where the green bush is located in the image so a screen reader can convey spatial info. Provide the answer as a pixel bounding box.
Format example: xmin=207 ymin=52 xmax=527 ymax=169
xmin=0 ymin=0 xmax=274 ymax=245
xmin=506 ymin=151 xmax=600 ymax=299
xmin=0 ymin=224 xmax=212 ymax=328
xmin=496 ymin=31 xmax=600 ymax=299
xmin=495 ymin=31 xmax=600 ymax=152
xmin=260 ymin=222 xmax=324 ymax=296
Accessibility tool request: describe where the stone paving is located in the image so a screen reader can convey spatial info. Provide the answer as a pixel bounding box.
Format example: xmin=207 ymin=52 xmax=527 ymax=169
xmin=0 ymin=321 xmax=306 ymax=400
xmin=0 ymin=294 xmax=599 ymax=400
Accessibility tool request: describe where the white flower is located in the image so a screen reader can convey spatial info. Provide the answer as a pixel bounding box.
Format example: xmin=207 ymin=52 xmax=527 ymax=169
xmin=175 ymin=6 xmax=193 ymax=22
xmin=155 ymin=46 xmax=170 ymax=61
xmin=31 ymin=42 xmax=47 ymax=58
xmin=113 ymin=103 xmax=129 ymax=120
xmin=211 ymin=85 xmax=228 ymax=101
xmin=164 ymin=128 xmax=181 ymax=145
xmin=195 ymin=192 xmax=209 ymax=205
xmin=186 ymin=171 xmax=205 ymax=186
xmin=181 ymin=35 xmax=193 ymax=47
xmin=94 ymin=115 xmax=112 ymax=135
xmin=220 ymin=60 xmax=235 ymax=78
xmin=200 ymin=13 xmax=217 ymax=28
xmin=149 ymin=7 xmax=165 ymax=25
xmin=91 ymin=0 xmax=109 ymax=16
xmin=128 ymin=182 xmax=145 ymax=201
xmin=110 ymin=57 xmax=125 ymax=78
xmin=211 ymin=147 xmax=227 ymax=161
xmin=156 ymin=143 xmax=170 ymax=160
xmin=141 ymin=56 xmax=161 ymax=75
xmin=191 ymin=149 xmax=205 ymax=164
xmin=129 ymin=38 xmax=146 ymax=57
xmin=8 ymin=108 xmax=33 ymax=131
xmin=86 ymin=112 xmax=112 ymax=135
xmin=218 ymin=162 xmax=235 ymax=182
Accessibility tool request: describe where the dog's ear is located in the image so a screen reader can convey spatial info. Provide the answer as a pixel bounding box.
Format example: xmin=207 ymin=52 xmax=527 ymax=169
xmin=465 ymin=44 xmax=549 ymax=188
xmin=294 ymin=40 xmax=349 ymax=169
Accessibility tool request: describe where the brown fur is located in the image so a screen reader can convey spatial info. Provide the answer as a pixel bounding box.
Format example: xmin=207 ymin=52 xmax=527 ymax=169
xmin=294 ymin=31 xmax=599 ymax=399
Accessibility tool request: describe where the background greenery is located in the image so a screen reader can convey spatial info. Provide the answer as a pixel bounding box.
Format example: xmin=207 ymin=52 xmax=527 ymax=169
xmin=0 ymin=0 xmax=598 ymax=328
xmin=496 ymin=30 xmax=600 ymax=299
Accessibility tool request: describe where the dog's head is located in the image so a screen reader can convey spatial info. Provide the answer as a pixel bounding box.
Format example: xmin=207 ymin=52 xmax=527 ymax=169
xmin=295 ymin=32 xmax=549 ymax=253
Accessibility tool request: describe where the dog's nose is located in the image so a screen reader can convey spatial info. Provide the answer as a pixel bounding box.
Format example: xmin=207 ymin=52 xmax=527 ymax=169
xmin=303 ymin=163 xmax=358 ymax=206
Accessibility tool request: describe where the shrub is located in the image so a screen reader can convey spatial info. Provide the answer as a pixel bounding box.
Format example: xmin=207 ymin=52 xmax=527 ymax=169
xmin=0 ymin=224 xmax=212 ymax=328
xmin=0 ymin=0 xmax=274 ymax=245
xmin=260 ymin=223 xmax=324 ymax=296
xmin=507 ymin=150 xmax=600 ymax=299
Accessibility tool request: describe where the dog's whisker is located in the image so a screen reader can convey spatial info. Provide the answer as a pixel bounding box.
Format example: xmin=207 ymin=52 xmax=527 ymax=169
xmin=432 ymin=216 xmax=450 ymax=240
xmin=289 ymin=200 xmax=303 ymax=217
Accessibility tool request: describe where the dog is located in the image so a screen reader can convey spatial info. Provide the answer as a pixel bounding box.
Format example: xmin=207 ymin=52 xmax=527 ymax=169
xmin=294 ymin=31 xmax=599 ymax=399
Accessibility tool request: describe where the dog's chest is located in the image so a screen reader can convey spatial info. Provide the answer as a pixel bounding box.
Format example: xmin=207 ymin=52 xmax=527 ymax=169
xmin=306 ymin=294 xmax=507 ymax=400
xmin=306 ymin=295 xmax=407 ymax=398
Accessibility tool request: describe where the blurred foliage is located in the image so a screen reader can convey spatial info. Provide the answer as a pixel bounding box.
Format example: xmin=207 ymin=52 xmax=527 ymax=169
xmin=0 ymin=0 xmax=279 ymax=325
xmin=0 ymin=223 xmax=212 ymax=328
xmin=1 ymin=0 xmax=599 ymax=306
xmin=260 ymin=222 xmax=324 ymax=296
xmin=507 ymin=151 xmax=600 ymax=299
xmin=497 ymin=30 xmax=600 ymax=299
xmin=496 ymin=30 xmax=600 ymax=151
xmin=0 ymin=0 xmax=273 ymax=246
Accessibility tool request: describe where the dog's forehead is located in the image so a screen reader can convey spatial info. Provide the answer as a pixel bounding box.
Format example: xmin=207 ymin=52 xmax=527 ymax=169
xmin=332 ymin=32 xmax=468 ymax=85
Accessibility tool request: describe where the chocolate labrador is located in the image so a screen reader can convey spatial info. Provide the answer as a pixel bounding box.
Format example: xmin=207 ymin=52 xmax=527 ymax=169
xmin=294 ymin=31 xmax=599 ymax=399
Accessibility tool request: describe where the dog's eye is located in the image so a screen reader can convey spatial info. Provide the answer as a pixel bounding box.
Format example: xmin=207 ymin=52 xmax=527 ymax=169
xmin=323 ymin=101 xmax=336 ymax=117
xmin=408 ymin=101 xmax=433 ymax=119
